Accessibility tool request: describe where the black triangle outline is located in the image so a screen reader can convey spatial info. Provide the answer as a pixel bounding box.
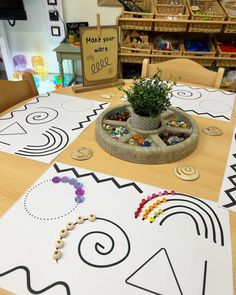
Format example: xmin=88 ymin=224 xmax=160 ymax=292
xmin=0 ymin=121 xmax=27 ymax=135
xmin=125 ymin=248 xmax=183 ymax=295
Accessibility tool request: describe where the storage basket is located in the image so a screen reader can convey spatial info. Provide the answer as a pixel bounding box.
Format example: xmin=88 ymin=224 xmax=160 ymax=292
xmin=219 ymin=1 xmax=236 ymax=33
xmin=151 ymin=33 xmax=184 ymax=62
xmin=154 ymin=0 xmax=189 ymax=31
xmin=186 ymin=0 xmax=226 ymax=32
xmin=183 ymin=34 xmax=216 ymax=66
xmin=214 ymin=34 xmax=236 ymax=67
xmin=119 ymin=0 xmax=155 ymax=30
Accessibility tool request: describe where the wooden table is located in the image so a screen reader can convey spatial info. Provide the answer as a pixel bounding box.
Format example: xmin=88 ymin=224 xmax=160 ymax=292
xmin=0 ymin=81 xmax=235 ymax=294
xmin=53 ymin=42 xmax=81 ymax=87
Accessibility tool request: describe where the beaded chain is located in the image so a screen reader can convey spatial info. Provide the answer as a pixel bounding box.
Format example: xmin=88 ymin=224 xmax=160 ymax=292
xmin=134 ymin=190 xmax=175 ymax=223
xmin=52 ymin=176 xmax=85 ymax=204
xmin=53 ymin=213 xmax=96 ymax=260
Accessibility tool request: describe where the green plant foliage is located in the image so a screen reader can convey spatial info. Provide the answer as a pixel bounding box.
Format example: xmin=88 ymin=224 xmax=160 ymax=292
xmin=119 ymin=73 xmax=174 ymax=117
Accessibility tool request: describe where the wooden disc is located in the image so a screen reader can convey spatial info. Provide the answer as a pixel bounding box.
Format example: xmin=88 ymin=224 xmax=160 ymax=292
xmin=174 ymin=164 xmax=199 ymax=181
xmin=71 ymin=147 xmax=93 ymax=161
xmin=202 ymin=126 xmax=223 ymax=136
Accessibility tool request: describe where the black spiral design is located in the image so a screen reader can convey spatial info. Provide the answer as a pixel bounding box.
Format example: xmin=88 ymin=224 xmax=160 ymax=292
xmin=171 ymin=90 xmax=202 ymax=100
xmin=26 ymin=107 xmax=58 ymax=124
xmin=78 ymin=217 xmax=131 ymax=268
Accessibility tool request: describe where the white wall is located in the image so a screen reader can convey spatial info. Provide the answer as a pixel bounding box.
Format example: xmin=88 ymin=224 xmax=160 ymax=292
xmin=3 ymin=0 xmax=122 ymax=77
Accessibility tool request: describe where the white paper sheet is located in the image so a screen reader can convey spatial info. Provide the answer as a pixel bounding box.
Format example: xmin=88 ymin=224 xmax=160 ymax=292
xmin=0 ymin=93 xmax=109 ymax=163
xmin=170 ymin=84 xmax=235 ymax=122
xmin=218 ymin=126 xmax=236 ymax=212
xmin=0 ymin=162 xmax=233 ymax=295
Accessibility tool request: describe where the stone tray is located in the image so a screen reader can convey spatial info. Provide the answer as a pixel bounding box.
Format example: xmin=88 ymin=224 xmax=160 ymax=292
xmin=96 ymin=103 xmax=199 ymax=164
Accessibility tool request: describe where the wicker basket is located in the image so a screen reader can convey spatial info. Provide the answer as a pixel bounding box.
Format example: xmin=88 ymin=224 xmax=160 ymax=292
xmin=154 ymin=0 xmax=189 ymax=31
xmin=186 ymin=0 xmax=226 ymax=32
xmin=119 ymin=0 xmax=155 ymax=31
xmin=183 ymin=34 xmax=216 ymax=66
xmin=219 ymin=1 xmax=236 ymax=33
xmin=214 ymin=34 xmax=236 ymax=67
xmin=151 ymin=34 xmax=184 ymax=62
xmin=120 ymin=29 xmax=152 ymax=63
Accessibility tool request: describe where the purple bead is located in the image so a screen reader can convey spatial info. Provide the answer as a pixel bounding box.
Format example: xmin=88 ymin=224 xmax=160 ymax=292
xmin=75 ymin=195 xmax=85 ymax=203
xmin=61 ymin=176 xmax=70 ymax=183
xmin=52 ymin=176 xmax=61 ymax=183
xmin=69 ymin=178 xmax=78 ymax=185
xmin=75 ymin=188 xmax=85 ymax=196
xmin=74 ymin=182 xmax=83 ymax=189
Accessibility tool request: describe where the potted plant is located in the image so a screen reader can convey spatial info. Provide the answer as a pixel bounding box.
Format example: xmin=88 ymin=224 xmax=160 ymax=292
xmin=119 ymin=72 xmax=174 ymax=130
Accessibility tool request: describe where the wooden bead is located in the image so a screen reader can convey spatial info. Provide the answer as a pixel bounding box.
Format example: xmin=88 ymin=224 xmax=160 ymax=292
xmin=55 ymin=239 xmax=64 ymax=249
xmin=66 ymin=222 xmax=74 ymax=230
xmin=59 ymin=229 xmax=68 ymax=238
xmin=77 ymin=216 xmax=84 ymax=224
xmin=53 ymin=249 xmax=62 ymax=260
xmin=88 ymin=213 xmax=96 ymax=222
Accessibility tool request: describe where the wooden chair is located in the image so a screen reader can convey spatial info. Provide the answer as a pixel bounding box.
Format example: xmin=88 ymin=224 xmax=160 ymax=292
xmin=0 ymin=72 xmax=38 ymax=113
xmin=141 ymin=58 xmax=225 ymax=89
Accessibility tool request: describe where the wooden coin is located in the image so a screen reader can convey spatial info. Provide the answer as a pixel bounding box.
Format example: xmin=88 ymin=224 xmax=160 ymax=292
xmin=202 ymin=126 xmax=223 ymax=136
xmin=71 ymin=147 xmax=93 ymax=161
xmin=174 ymin=164 xmax=199 ymax=181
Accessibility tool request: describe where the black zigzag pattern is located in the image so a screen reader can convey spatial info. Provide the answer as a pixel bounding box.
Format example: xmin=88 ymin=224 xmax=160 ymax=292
xmin=71 ymin=103 xmax=108 ymax=131
xmin=0 ymin=265 xmax=71 ymax=294
xmin=223 ymin=155 xmax=236 ymax=208
xmin=176 ymin=106 xmax=230 ymax=121
xmin=53 ymin=163 xmax=143 ymax=193
xmin=0 ymin=93 xmax=50 ymax=121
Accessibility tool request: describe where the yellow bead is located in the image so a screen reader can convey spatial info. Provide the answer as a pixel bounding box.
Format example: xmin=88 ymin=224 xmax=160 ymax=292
xmin=149 ymin=217 xmax=155 ymax=223
xmin=162 ymin=197 xmax=167 ymax=203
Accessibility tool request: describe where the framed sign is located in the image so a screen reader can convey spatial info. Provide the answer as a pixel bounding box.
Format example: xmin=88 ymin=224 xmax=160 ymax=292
xmin=80 ymin=25 xmax=119 ymax=87
xmin=66 ymin=22 xmax=89 ymax=39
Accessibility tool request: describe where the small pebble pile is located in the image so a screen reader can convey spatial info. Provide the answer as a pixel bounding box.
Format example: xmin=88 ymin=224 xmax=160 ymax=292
xmin=108 ymin=111 xmax=130 ymax=122
xmin=165 ymin=116 xmax=190 ymax=129
xmin=103 ymin=124 xmax=129 ymax=141
xmin=160 ymin=132 xmax=189 ymax=146
xmin=128 ymin=134 xmax=152 ymax=147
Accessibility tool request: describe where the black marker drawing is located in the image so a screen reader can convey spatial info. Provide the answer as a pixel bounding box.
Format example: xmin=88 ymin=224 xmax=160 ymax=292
xmin=26 ymin=107 xmax=58 ymax=124
xmin=176 ymin=106 xmax=230 ymax=121
xmin=171 ymin=90 xmax=202 ymax=100
xmin=15 ymin=126 xmax=69 ymax=157
xmin=0 ymin=265 xmax=71 ymax=295
xmin=223 ymin=137 xmax=236 ymax=208
xmin=77 ymin=217 xmax=131 ymax=268
xmin=0 ymin=122 xmax=27 ymax=135
xmin=91 ymin=57 xmax=111 ymax=74
xmin=71 ymin=103 xmax=108 ymax=131
xmin=53 ymin=162 xmax=143 ymax=193
xmin=126 ymin=248 xmax=183 ymax=295
xmin=23 ymin=179 xmax=79 ymax=221
xmin=175 ymin=83 xmax=234 ymax=95
xmin=140 ymin=193 xmax=224 ymax=246
xmin=0 ymin=93 xmax=50 ymax=121
xmin=202 ymin=261 xmax=208 ymax=295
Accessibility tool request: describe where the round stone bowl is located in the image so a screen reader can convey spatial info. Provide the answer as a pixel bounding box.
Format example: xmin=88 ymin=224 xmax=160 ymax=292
xmin=95 ymin=103 xmax=199 ymax=164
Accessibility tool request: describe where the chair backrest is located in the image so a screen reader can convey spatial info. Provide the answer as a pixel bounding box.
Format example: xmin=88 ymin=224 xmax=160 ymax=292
xmin=141 ymin=58 xmax=225 ymax=89
xmin=0 ymin=72 xmax=39 ymax=113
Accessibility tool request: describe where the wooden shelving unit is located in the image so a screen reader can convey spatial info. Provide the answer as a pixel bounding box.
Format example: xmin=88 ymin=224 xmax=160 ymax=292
xmin=117 ymin=2 xmax=236 ymax=75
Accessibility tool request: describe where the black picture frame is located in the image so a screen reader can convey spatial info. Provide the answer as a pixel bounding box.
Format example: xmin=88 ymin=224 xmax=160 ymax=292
xmin=47 ymin=0 xmax=57 ymax=5
xmin=51 ymin=26 xmax=61 ymax=36
xmin=66 ymin=22 xmax=89 ymax=38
